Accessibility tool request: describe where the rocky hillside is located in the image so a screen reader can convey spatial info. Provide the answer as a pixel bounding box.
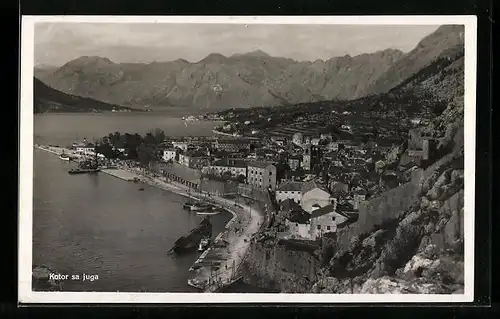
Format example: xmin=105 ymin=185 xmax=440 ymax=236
xmin=36 ymin=48 xmax=404 ymax=109
xmin=33 ymin=77 xmax=135 ymax=113
xmin=310 ymin=37 xmax=465 ymax=294
xmin=238 ymin=26 xmax=465 ymax=294
xmin=367 ymin=25 xmax=464 ymax=95
xmin=35 ymin=25 xmax=463 ymax=111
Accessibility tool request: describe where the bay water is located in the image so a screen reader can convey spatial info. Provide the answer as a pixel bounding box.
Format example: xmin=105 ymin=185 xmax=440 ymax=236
xmin=32 ymin=112 xmax=231 ymax=292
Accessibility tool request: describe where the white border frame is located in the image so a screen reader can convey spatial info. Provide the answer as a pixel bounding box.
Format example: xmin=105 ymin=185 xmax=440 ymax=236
xmin=19 ymin=15 xmax=477 ymax=304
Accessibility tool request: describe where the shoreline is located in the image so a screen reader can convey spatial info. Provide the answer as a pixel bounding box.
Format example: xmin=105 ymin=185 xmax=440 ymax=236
xmin=34 ymin=144 xmax=239 ymax=226
xmin=34 ymin=144 xmax=263 ymax=291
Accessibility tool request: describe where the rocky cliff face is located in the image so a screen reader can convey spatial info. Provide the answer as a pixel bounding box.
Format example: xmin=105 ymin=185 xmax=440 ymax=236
xmin=309 ymin=138 xmax=464 ymax=294
xmin=241 ymin=232 xmax=323 ymax=292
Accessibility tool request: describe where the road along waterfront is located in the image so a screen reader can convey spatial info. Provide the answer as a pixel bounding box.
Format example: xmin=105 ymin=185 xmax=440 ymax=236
xmin=34 ymin=144 xmax=265 ymax=292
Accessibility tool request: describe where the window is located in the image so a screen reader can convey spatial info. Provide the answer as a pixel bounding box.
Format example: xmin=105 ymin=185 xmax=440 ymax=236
xmin=332 ymin=216 xmax=336 ymax=221
xmin=327 ymin=226 xmax=331 ymax=230
xmin=295 ymin=223 xmax=298 ymax=227
xmin=259 ymin=172 xmax=262 ymax=175
xmin=317 ymin=225 xmax=321 ymax=230
xmin=269 ymin=171 xmax=273 ymax=175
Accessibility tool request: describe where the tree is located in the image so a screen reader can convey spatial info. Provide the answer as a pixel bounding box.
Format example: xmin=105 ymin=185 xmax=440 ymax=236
xmin=95 ymin=143 xmax=117 ymax=159
xmin=143 ymin=132 xmax=155 ymax=145
xmin=236 ymin=174 xmax=246 ymax=183
xmin=153 ymin=128 xmax=165 ymax=145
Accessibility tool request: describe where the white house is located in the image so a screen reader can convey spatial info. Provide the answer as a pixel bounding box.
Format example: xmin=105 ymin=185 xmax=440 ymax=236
xmin=309 ymin=204 xmax=352 ymax=239
xmin=276 ymin=181 xmax=303 ymax=204
xmin=162 ymin=148 xmax=176 ymax=162
xmin=301 ymin=180 xmax=335 ymax=213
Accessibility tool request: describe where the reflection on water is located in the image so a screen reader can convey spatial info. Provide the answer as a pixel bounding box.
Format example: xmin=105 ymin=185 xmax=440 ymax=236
xmin=32 ymin=114 xmax=230 ymax=292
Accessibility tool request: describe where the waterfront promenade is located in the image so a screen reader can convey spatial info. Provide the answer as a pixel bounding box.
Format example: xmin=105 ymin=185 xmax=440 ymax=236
xmin=122 ymin=166 xmax=265 ymax=292
xmin=35 ymin=144 xmax=265 ymax=292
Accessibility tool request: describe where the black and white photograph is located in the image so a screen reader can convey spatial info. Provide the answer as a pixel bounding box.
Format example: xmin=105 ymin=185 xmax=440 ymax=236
xmin=19 ymin=16 xmax=476 ymax=303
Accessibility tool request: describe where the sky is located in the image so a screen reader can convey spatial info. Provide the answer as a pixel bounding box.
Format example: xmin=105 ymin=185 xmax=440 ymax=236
xmin=34 ymin=23 xmax=440 ymax=67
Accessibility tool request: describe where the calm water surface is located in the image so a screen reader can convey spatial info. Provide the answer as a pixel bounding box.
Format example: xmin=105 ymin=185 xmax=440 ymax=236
xmin=34 ymin=111 xmax=222 ymax=146
xmin=33 ymin=113 xmax=230 ymax=292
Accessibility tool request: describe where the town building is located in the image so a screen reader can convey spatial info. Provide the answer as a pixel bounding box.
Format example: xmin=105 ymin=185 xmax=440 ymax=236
xmin=320 ymin=133 xmax=332 ymax=141
xmin=288 ymin=155 xmax=301 ymax=171
xmin=276 ymin=181 xmax=303 ymax=204
xmin=292 ymin=132 xmax=303 ymax=145
xmin=407 ymin=128 xmax=436 ymax=164
xmin=178 ymin=151 xmax=209 ymax=169
xmin=162 ymin=148 xmax=177 ymax=162
xmin=302 ymin=144 xmax=312 ymax=171
xmin=172 ymin=141 xmax=189 ymax=151
xmin=215 ymin=139 xmax=251 ymax=153
xmin=247 ymin=161 xmax=277 ymax=190
xmin=204 ymin=159 xmax=247 ymax=178
xmin=283 ymin=206 xmax=311 ymax=239
xmin=301 ymin=180 xmax=335 ymax=213
xmin=326 ymin=141 xmax=339 ymax=152
xmin=353 ymin=189 xmax=368 ymax=210
xmin=309 ymin=204 xmax=344 ymax=239
xmin=311 ymin=138 xmax=321 ymax=146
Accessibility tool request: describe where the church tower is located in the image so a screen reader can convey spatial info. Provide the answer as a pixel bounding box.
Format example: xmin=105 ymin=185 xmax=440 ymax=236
xmin=302 ymin=144 xmax=311 ymax=171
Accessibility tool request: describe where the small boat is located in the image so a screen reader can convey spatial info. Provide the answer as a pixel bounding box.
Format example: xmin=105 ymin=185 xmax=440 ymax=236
xmin=68 ymin=168 xmax=99 ymax=174
xmin=198 ymin=237 xmax=211 ymax=252
xmin=183 ymin=201 xmax=197 ymax=210
xmin=196 ymin=210 xmax=221 ymax=216
xmin=138 ymin=187 xmax=145 ymax=191
xmin=59 ymin=153 xmax=70 ymax=161
xmin=189 ymin=204 xmax=212 ymax=212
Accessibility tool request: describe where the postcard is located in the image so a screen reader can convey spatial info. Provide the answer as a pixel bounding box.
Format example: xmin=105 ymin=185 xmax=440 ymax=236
xmin=19 ymin=15 xmax=476 ymax=303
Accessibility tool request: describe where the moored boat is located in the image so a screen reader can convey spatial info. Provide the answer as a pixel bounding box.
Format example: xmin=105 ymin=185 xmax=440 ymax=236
xmin=168 ymin=217 xmax=212 ymax=254
xmin=189 ymin=203 xmax=213 ymax=212
xmin=68 ymin=168 xmax=99 ymax=174
xmin=198 ymin=237 xmax=211 ymax=252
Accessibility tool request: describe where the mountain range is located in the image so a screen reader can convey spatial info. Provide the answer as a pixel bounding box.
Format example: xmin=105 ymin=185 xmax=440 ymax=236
xmin=35 ymin=25 xmax=464 ymax=110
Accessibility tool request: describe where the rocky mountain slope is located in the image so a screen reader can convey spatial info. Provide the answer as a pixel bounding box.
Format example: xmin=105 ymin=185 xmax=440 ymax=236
xmin=35 ymin=25 xmax=463 ymax=111
xmin=367 ymin=25 xmax=464 ymax=95
xmin=36 ymin=49 xmax=404 ymax=109
xmin=33 ymin=77 xmax=134 ymax=113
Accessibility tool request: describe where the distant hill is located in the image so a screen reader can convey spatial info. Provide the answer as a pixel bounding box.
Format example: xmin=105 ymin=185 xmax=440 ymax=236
xmin=33 ymin=77 xmax=135 ymax=113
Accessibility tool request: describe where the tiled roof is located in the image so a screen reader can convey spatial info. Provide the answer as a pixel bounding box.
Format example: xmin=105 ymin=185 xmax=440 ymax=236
xmin=212 ymin=159 xmax=247 ymax=168
xmin=301 ymin=180 xmax=330 ymax=194
xmin=248 ymin=161 xmax=273 ymax=169
xmin=310 ymin=204 xmax=335 ymax=218
xmin=218 ymin=139 xmax=250 ymax=145
xmin=286 ymin=209 xmax=311 ymax=224
xmin=277 ymin=181 xmax=303 ymax=192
